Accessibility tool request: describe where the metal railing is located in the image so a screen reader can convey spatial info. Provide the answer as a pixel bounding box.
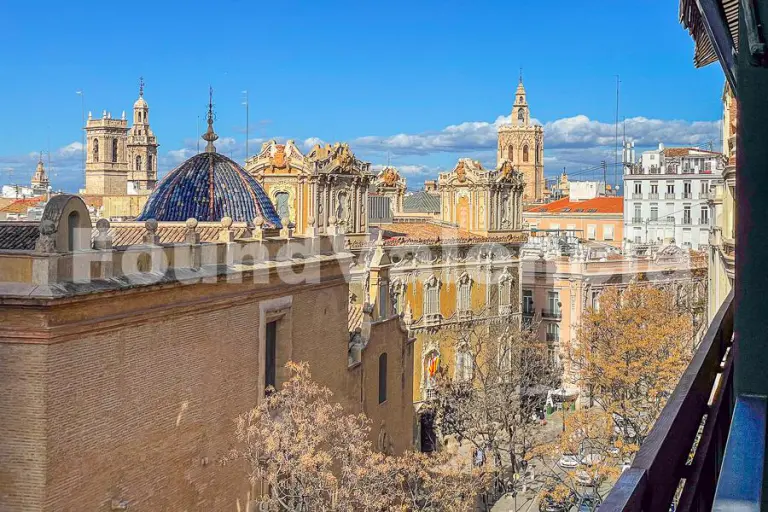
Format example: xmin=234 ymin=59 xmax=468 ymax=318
xmin=632 ymin=217 xmax=643 ymax=224
xmin=601 ymin=291 xmax=735 ymax=512
xmin=545 ymin=333 xmax=559 ymax=342
xmin=683 ymin=192 xmax=693 ymax=199
xmin=649 ymin=193 xmax=660 ymax=199
xmin=632 ymin=193 xmax=643 ymax=199
xmin=665 ymin=193 xmax=677 ymax=199
xmin=541 ymin=309 xmax=562 ymax=320
xmin=682 ymin=217 xmax=693 ymax=225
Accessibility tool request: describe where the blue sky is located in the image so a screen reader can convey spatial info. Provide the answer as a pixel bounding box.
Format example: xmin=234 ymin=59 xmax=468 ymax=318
xmin=1 ymin=0 xmax=725 ymax=192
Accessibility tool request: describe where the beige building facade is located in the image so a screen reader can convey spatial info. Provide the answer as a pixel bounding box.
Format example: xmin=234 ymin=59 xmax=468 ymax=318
xmin=521 ymin=233 xmax=707 ymax=404
xmin=708 ymin=83 xmax=736 ymax=321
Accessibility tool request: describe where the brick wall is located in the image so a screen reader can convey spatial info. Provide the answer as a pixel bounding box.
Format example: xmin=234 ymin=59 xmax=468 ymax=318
xmin=0 ymin=259 xmax=407 ymax=511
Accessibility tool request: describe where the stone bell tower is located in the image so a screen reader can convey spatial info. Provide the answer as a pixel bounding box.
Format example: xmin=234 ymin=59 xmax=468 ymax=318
xmin=85 ymin=109 xmax=129 ymax=196
xmin=126 ymin=77 xmax=159 ymax=195
xmin=497 ymin=76 xmax=545 ymax=202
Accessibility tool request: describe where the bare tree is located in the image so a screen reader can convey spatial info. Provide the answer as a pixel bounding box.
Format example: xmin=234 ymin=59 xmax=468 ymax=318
xmin=431 ymin=321 xmax=558 ymax=502
xmin=227 ymin=362 xmax=485 ymax=511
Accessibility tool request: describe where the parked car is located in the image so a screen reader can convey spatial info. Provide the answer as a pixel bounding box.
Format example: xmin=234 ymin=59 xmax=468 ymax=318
xmin=558 ymin=453 xmax=580 ymax=469
xmin=539 ymin=487 xmax=576 ymax=512
xmin=580 ymin=453 xmax=604 ymax=466
xmin=575 ymin=469 xmax=606 ymax=487
xmin=572 ymin=494 xmax=601 ymax=511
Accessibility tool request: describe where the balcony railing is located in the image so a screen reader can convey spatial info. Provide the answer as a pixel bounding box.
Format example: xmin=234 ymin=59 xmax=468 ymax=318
xmin=632 ymin=193 xmax=643 ymax=199
xmin=700 ymin=217 xmax=710 ymax=226
xmin=522 ymin=306 xmax=535 ymax=317
xmin=665 ymin=193 xmax=676 ymax=199
xmin=602 ymin=291 xmax=734 ymax=511
xmin=631 ymin=217 xmax=643 ymax=224
xmin=682 ymin=217 xmax=693 ymax=225
xmin=545 ymin=333 xmax=559 ymax=342
xmin=683 ymin=192 xmax=693 ymax=199
xmin=541 ymin=309 xmax=562 ymax=320
xmin=649 ymin=193 xmax=660 ymax=199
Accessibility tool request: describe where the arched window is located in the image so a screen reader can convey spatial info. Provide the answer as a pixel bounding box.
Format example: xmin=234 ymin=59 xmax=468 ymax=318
xmin=507 ymin=145 xmax=514 ymax=162
xmin=523 ymin=145 xmax=530 ymax=163
xmin=147 ymin=154 xmax=153 ymax=171
xmin=423 ymin=276 xmax=440 ymax=325
xmin=378 ymin=353 xmax=388 ymax=404
xmin=112 ymin=139 xmax=118 ymax=163
xmin=457 ymin=272 xmax=472 ymax=316
xmin=135 ymin=155 xmax=142 ymax=171
xmin=518 ymin=108 xmax=525 ymax=123
xmin=275 ymin=191 xmax=290 ymax=222
xmin=67 ymin=211 xmax=80 ymax=252
xmin=93 ymin=139 xmax=99 ymax=163
xmin=456 ymin=345 xmax=473 ymax=382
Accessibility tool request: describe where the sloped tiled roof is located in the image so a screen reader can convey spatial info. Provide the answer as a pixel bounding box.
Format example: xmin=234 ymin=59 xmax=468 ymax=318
xmin=101 ymin=222 xmax=251 ymax=247
xmin=0 ymin=198 xmax=45 ymax=214
xmin=527 ymin=196 xmax=624 ymax=214
xmin=403 ymin=191 xmax=441 ymax=213
xmin=377 ymin=222 xmax=473 ymax=240
xmin=663 ymin=147 xmax=722 ymax=158
xmin=348 ymin=303 xmax=364 ymax=333
xmin=137 ymin=152 xmax=281 ymax=226
xmin=0 ymin=222 xmax=39 ymax=250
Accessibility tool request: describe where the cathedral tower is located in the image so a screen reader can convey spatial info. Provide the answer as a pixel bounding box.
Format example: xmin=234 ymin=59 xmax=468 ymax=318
xmin=126 ymin=78 xmax=159 ymax=194
xmin=85 ymin=109 xmax=129 ymax=196
xmin=31 ymin=152 xmax=50 ymax=194
xmin=497 ymin=78 xmax=545 ymax=201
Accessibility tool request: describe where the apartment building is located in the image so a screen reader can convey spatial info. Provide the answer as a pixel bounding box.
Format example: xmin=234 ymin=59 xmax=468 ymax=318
xmin=622 ymin=141 xmax=724 ymax=251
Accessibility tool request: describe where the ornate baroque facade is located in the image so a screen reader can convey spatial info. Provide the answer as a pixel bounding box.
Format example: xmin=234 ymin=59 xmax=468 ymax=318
xmin=437 ymin=158 xmax=524 ymax=234
xmin=246 ymin=140 xmax=372 ymax=239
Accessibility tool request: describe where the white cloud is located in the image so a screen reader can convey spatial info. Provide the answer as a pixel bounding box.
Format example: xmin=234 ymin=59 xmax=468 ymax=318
xmin=302 ymin=137 xmax=324 ymax=150
xmin=351 ymin=114 xmax=719 ymax=156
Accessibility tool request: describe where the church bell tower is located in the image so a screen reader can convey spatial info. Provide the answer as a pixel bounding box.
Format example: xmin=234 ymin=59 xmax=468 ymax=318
xmin=496 ymin=76 xmax=545 ymax=201
xmin=126 ymin=77 xmax=159 ymax=195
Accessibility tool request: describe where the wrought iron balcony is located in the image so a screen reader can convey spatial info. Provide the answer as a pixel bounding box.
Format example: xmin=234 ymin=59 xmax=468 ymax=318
xmin=631 ymin=217 xmax=643 ymax=224
xmin=649 ymin=193 xmax=660 ymax=199
xmin=665 ymin=193 xmax=677 ymax=199
xmin=522 ymin=306 xmax=535 ymax=317
xmin=632 ymin=193 xmax=643 ymax=199
xmin=545 ymin=333 xmax=559 ymax=342
xmin=541 ymin=309 xmax=562 ymax=320
xmin=602 ymin=292 xmax=737 ymax=511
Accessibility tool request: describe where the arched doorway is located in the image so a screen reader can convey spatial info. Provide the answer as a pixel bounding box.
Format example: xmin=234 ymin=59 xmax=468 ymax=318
xmin=419 ymin=410 xmax=436 ymax=453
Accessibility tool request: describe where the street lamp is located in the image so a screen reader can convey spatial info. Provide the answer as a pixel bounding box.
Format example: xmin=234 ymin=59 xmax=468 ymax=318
xmin=75 ymin=90 xmax=85 ymax=189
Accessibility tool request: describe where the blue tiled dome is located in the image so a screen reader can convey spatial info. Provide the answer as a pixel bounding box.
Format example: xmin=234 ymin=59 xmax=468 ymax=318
xmin=137 ymin=152 xmax=281 ymax=226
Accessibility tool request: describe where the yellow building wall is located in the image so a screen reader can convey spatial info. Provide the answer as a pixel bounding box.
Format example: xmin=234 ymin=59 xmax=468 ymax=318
xmin=102 ymin=195 xmax=149 ymax=218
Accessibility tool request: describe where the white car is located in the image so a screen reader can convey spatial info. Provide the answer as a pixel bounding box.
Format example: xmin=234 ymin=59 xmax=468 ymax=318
xmin=558 ymin=453 xmax=580 ymax=469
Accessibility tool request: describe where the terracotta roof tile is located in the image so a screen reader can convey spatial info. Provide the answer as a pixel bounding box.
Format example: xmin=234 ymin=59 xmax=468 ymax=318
xmin=0 ymin=198 xmax=45 ymax=214
xmin=663 ymin=147 xmax=722 ymax=158
xmin=527 ymin=196 xmax=624 ymax=214
xmin=377 ymin=222 xmax=474 ymax=240
xmin=103 ymin=222 xmax=251 ymax=247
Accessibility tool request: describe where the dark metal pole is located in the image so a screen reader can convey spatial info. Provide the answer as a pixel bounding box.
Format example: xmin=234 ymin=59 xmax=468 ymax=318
xmin=733 ymin=1 xmax=768 ymax=507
